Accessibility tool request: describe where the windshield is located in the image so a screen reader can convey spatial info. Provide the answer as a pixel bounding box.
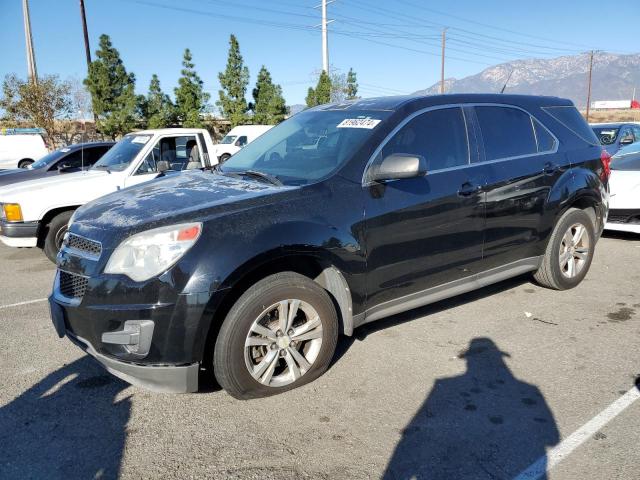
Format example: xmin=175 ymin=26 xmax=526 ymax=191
xmin=592 ymin=127 xmax=620 ymax=146
xmin=92 ymin=135 xmax=151 ymax=172
xmin=220 ymin=110 xmax=391 ymax=185
xmin=220 ymin=135 xmax=237 ymax=145
xmin=28 ymin=149 xmax=69 ymax=170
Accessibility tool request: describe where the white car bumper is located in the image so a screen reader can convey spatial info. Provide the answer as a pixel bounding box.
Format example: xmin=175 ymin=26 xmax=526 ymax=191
xmin=604 ymin=222 xmax=640 ymax=234
xmin=0 ymin=235 xmax=38 ymax=247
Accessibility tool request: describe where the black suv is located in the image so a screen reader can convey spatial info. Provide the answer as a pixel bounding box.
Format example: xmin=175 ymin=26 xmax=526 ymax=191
xmin=49 ymin=94 xmax=609 ymax=399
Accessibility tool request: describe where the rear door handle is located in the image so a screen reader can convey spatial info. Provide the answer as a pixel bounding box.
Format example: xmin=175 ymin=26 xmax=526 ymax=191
xmin=458 ymin=182 xmax=481 ymax=197
xmin=543 ymin=162 xmax=559 ymax=174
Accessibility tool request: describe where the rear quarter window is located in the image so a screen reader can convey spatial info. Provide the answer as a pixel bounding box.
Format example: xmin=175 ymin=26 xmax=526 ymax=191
xmin=542 ymin=106 xmax=600 ymax=146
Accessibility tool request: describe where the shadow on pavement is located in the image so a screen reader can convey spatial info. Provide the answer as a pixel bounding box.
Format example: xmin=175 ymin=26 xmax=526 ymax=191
xmin=383 ymin=337 xmax=559 ymax=479
xmin=0 ymin=357 xmax=131 ymax=479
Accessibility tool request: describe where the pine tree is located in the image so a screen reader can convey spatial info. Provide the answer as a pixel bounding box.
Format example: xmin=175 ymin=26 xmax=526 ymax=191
xmin=174 ymin=49 xmax=209 ymax=128
xmin=84 ymin=34 xmax=137 ymax=138
xmin=306 ymin=71 xmax=332 ymax=107
xmin=217 ymin=34 xmax=249 ymax=127
xmin=142 ymin=74 xmax=176 ymax=129
xmin=250 ymin=66 xmax=287 ymax=124
xmin=346 ymin=68 xmax=359 ymax=100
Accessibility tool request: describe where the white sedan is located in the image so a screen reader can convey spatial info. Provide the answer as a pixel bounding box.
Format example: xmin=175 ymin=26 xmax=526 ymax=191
xmin=606 ymin=143 xmax=640 ymax=234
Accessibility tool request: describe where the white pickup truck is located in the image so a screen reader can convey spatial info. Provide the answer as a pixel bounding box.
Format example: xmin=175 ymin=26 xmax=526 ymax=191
xmin=0 ymin=128 xmax=217 ymax=261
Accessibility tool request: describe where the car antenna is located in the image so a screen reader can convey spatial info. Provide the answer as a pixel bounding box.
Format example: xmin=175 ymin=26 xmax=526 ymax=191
xmin=500 ymin=69 xmax=514 ymax=94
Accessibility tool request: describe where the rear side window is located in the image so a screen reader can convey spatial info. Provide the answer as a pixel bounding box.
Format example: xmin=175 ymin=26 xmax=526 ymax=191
xmin=543 ymin=106 xmax=600 ymax=145
xmin=475 ymin=106 xmax=537 ymax=161
xmin=380 ymin=107 xmax=469 ymax=172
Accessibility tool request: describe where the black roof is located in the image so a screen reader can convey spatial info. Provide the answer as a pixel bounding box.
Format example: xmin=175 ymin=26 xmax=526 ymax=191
xmin=63 ymin=141 xmax=116 ymax=151
xmin=316 ymin=93 xmax=574 ymax=112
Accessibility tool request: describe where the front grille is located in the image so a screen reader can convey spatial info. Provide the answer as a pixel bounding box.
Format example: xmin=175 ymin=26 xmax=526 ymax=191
xmin=59 ymin=270 xmax=89 ymax=299
xmin=64 ymin=233 xmax=102 ymax=257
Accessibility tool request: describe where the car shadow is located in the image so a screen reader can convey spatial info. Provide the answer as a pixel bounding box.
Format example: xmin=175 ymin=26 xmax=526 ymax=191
xmin=383 ymin=337 xmax=559 ymax=479
xmin=332 ymin=273 xmax=533 ymax=366
xmin=601 ymin=230 xmax=640 ymax=241
xmin=0 ymin=357 xmax=131 ymax=479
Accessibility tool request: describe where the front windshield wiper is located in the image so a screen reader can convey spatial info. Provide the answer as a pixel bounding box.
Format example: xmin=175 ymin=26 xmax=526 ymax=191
xmin=224 ymin=169 xmax=283 ymax=186
xmin=92 ymin=165 xmax=112 ymax=174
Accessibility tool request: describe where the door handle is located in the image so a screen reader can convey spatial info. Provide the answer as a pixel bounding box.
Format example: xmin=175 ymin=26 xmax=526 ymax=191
xmin=543 ymin=162 xmax=559 ymax=175
xmin=458 ymin=182 xmax=481 ymax=197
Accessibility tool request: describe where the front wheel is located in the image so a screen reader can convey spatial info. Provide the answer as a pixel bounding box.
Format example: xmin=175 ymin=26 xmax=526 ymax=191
xmin=43 ymin=211 xmax=74 ymax=263
xmin=18 ymin=159 xmax=34 ymax=169
xmin=214 ymin=272 xmax=339 ymax=399
xmin=534 ymin=208 xmax=595 ymax=290
xmin=218 ymin=153 xmax=231 ymax=163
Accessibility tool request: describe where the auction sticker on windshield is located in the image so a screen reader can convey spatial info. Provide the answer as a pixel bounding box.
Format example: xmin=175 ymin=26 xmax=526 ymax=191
xmin=131 ymin=136 xmax=151 ymax=144
xmin=336 ymin=118 xmax=382 ymax=129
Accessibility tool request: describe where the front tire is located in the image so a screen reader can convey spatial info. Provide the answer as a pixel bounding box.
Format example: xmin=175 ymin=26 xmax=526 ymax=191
xmin=219 ymin=153 xmax=231 ymax=163
xmin=534 ymin=208 xmax=595 ymax=290
xmin=43 ymin=211 xmax=74 ymax=263
xmin=18 ymin=159 xmax=34 ymax=169
xmin=214 ymin=272 xmax=339 ymax=399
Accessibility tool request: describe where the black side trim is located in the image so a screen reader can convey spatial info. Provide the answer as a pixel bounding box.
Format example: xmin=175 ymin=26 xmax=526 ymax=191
xmin=608 ymin=208 xmax=640 ymax=224
xmin=0 ymin=220 xmax=39 ymax=238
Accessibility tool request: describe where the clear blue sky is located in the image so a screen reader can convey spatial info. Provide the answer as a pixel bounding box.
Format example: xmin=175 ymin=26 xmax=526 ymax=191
xmin=0 ymin=0 xmax=635 ymax=108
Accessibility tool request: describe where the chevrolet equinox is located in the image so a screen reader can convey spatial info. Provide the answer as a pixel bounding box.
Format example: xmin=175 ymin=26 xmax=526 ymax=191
xmin=49 ymin=94 xmax=609 ymax=399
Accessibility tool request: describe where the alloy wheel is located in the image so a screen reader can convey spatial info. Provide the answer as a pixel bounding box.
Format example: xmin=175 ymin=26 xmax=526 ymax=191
xmin=244 ymin=299 xmax=323 ymax=387
xmin=559 ymin=222 xmax=590 ymax=278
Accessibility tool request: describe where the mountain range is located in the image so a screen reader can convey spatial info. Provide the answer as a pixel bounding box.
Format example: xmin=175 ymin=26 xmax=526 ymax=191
xmin=413 ymin=52 xmax=640 ymax=108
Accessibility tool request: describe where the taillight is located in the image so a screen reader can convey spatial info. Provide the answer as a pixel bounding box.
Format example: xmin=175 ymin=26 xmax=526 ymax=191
xmin=600 ymin=149 xmax=611 ymax=181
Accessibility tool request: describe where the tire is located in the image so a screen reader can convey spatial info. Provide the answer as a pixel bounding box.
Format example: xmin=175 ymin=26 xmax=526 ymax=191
xmin=219 ymin=153 xmax=231 ymax=163
xmin=43 ymin=211 xmax=74 ymax=263
xmin=534 ymin=208 xmax=595 ymax=290
xmin=18 ymin=159 xmax=34 ymax=169
xmin=214 ymin=272 xmax=339 ymax=399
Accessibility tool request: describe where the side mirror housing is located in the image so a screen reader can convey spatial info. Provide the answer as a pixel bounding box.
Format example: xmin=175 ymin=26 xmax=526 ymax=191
xmin=367 ymin=153 xmax=427 ymax=183
xmin=156 ymin=160 xmax=170 ymax=173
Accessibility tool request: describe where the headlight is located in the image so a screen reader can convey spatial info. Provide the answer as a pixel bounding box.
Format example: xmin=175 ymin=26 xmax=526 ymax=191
xmin=104 ymin=222 xmax=202 ymax=281
xmin=2 ymin=203 xmax=23 ymax=222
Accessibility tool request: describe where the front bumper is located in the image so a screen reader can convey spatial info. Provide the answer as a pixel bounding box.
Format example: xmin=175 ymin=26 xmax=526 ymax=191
xmin=49 ymin=266 xmax=223 ymax=393
xmin=0 ymin=220 xmax=39 ymax=247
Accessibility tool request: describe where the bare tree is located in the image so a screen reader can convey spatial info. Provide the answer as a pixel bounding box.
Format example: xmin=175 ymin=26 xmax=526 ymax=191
xmin=1 ymin=74 xmax=73 ymax=147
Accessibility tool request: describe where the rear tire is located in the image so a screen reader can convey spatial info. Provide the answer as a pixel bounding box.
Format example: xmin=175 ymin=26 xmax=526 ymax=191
xmin=43 ymin=211 xmax=74 ymax=263
xmin=214 ymin=272 xmax=339 ymax=399
xmin=18 ymin=159 xmax=34 ymax=169
xmin=534 ymin=208 xmax=595 ymax=290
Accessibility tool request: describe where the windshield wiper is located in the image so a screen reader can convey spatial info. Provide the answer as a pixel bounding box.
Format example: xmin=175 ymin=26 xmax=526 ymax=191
xmin=225 ymin=169 xmax=283 ymax=186
xmin=92 ymin=165 xmax=111 ymax=174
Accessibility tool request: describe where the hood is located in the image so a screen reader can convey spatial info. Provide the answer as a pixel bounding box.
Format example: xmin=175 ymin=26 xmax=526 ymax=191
xmin=0 ymin=169 xmax=110 ymax=201
xmin=72 ymin=170 xmax=295 ymax=236
xmin=0 ymin=168 xmax=48 ymax=188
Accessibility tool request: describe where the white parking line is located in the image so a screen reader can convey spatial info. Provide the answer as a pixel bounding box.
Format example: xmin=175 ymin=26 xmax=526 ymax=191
xmin=514 ymin=386 xmax=640 ymax=480
xmin=0 ymin=298 xmax=47 ymax=310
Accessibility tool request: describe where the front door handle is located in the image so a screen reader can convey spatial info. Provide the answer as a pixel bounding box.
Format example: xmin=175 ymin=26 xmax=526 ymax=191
xmin=458 ymin=182 xmax=481 ymax=197
xmin=543 ymin=162 xmax=559 ymax=175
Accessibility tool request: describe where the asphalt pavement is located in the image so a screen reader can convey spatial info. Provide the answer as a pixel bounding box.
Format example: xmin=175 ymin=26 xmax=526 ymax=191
xmin=0 ymin=233 xmax=639 ymax=479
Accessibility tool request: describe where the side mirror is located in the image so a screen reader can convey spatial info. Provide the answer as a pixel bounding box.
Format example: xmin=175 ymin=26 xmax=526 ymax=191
xmin=156 ymin=160 xmax=170 ymax=173
xmin=368 ymin=153 xmax=427 ymax=183
xmin=57 ymin=163 xmax=71 ymax=171
xmin=620 ymin=135 xmax=634 ymax=145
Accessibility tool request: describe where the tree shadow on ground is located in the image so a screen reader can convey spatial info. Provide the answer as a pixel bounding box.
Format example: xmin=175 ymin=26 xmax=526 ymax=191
xmin=383 ymin=337 xmax=559 ymax=480
xmin=0 ymin=357 xmax=131 ymax=479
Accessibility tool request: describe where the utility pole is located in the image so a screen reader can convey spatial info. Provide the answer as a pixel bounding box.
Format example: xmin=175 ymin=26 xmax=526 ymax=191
xmin=440 ymin=28 xmax=447 ymax=94
xmin=22 ymin=0 xmax=38 ymax=84
xmin=315 ymin=0 xmax=334 ymax=74
xmin=585 ymin=50 xmax=594 ymax=122
xmin=79 ymin=0 xmax=92 ymax=68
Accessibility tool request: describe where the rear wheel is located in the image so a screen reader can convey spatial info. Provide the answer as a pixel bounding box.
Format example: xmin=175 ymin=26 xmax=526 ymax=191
xmin=43 ymin=211 xmax=73 ymax=263
xmin=214 ymin=272 xmax=339 ymax=399
xmin=534 ymin=208 xmax=595 ymax=290
xmin=18 ymin=159 xmax=34 ymax=169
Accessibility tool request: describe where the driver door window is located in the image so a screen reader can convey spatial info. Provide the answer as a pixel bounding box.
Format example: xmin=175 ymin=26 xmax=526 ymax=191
xmin=135 ymin=135 xmax=197 ymax=174
xmin=236 ymin=136 xmax=248 ymax=147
